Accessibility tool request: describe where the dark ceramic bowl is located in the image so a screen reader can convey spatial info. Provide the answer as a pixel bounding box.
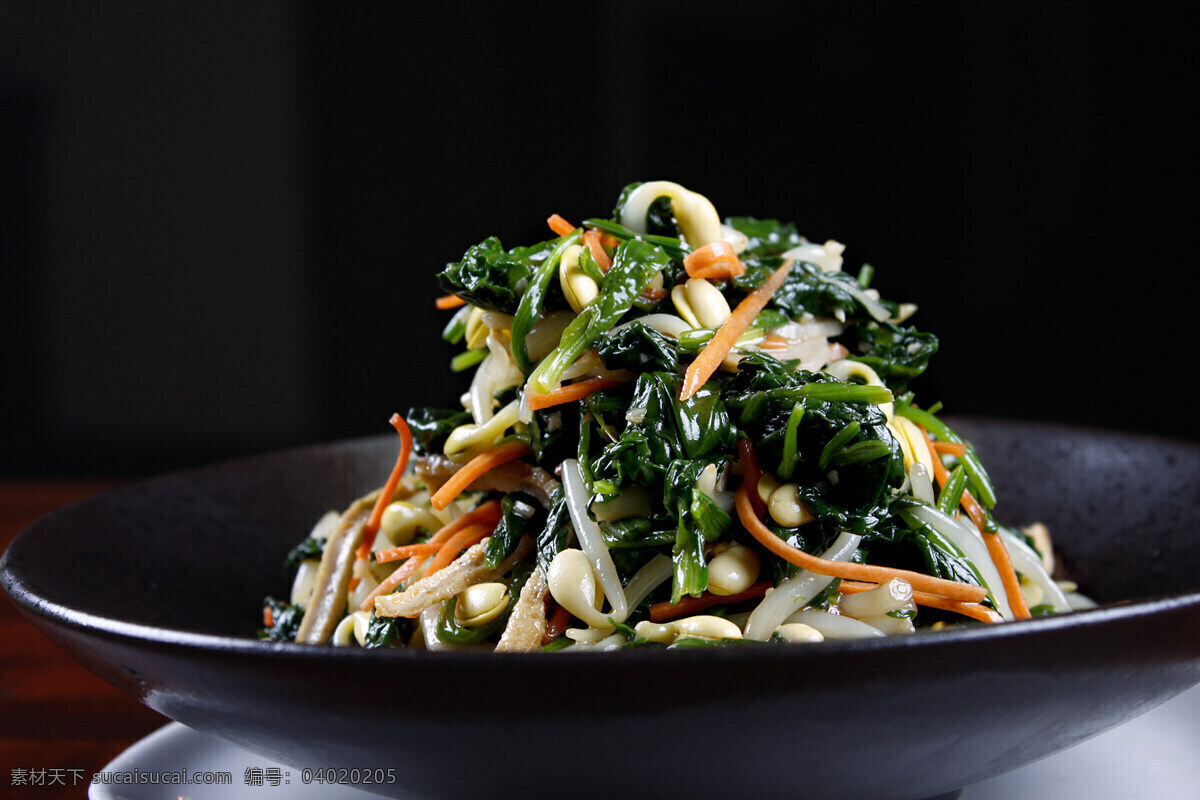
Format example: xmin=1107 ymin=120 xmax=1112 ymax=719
xmin=4 ymin=418 xmax=1200 ymax=800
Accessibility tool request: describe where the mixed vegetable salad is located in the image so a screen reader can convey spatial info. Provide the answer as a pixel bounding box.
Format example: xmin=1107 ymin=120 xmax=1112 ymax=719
xmin=261 ymin=181 xmax=1090 ymax=651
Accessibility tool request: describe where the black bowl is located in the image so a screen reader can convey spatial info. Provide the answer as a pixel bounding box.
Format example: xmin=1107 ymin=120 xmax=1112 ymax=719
xmin=4 ymin=418 xmax=1200 ymax=800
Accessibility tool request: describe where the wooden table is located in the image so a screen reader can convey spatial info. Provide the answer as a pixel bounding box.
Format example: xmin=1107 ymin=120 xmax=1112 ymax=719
xmin=1 ymin=482 xmax=168 ymax=799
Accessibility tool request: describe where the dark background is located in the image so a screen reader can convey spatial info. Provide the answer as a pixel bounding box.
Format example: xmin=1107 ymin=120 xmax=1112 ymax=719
xmin=2 ymin=1 xmax=1196 ymax=479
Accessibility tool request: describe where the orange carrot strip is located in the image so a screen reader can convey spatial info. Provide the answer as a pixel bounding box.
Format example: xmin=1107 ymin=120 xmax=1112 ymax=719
xmin=525 ymin=373 xmax=634 ymax=411
xmin=373 ymin=542 xmax=442 ymax=564
xmin=360 ymin=557 xmax=426 ymax=611
xmin=689 ymin=264 xmax=740 ymax=281
xmin=547 ymin=213 xmax=576 ymax=237
xmin=913 ymin=592 xmax=1005 ymax=624
xmin=919 ymin=425 xmax=952 ymax=485
xmin=435 ymin=293 xmax=467 ymax=310
xmin=429 ymin=441 xmax=532 ymax=511
xmin=918 ymin=425 xmax=978 ymax=524
xmin=356 ymin=414 xmax=414 ymax=561
xmin=983 ymin=530 xmax=1032 ymax=619
xmin=736 ymin=437 xmax=768 ymax=518
xmin=583 ymin=229 xmax=613 ymax=273
xmin=426 ymin=522 xmax=492 ymax=576
xmin=836 ymin=580 xmax=1002 ymax=624
xmin=932 ymin=440 xmax=968 ymax=458
xmin=734 ymin=482 xmax=988 ymax=603
xmin=961 ymin=491 xmax=989 ymax=532
xmin=757 ymin=333 xmax=789 ymax=350
xmin=640 ymin=287 xmax=668 ymax=302
xmin=683 ymin=240 xmax=745 ymax=280
xmin=649 ymin=581 xmax=773 ymax=622
xmin=262 ymin=606 xmax=274 ymax=628
xmin=917 ymin=426 xmax=1031 ymax=620
xmin=359 ymin=499 xmax=504 ymax=610
xmin=680 ymin=258 xmax=793 ymax=402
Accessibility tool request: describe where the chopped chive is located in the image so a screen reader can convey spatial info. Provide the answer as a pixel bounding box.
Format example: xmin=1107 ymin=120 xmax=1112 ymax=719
xmin=857 ymin=263 xmax=874 ymax=289
xmin=450 ymin=348 xmax=487 ymax=372
xmin=937 ymin=463 xmax=968 ymax=515
xmin=577 ymin=244 xmax=606 ymax=283
xmin=777 ymin=400 xmax=807 ymax=480
xmin=896 ymin=404 xmax=996 ymax=508
xmin=831 ymin=440 xmax=891 ymax=467
xmin=819 ymin=421 xmax=861 ymax=471
xmin=580 ymin=218 xmax=689 ymax=259
xmin=799 ymin=383 xmax=894 ymax=405
xmin=441 ymin=303 xmax=472 ymax=344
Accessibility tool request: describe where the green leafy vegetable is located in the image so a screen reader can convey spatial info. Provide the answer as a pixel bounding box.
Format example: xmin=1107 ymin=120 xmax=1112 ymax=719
xmin=438 ymin=236 xmax=556 ymax=314
xmin=527 ymin=239 xmax=670 ymax=392
xmin=509 ymin=229 xmax=584 ymax=373
xmin=258 ymin=597 xmax=305 ymax=642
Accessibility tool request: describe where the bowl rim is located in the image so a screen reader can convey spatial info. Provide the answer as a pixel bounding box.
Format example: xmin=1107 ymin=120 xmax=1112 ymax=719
xmin=7 ymin=540 xmax=1200 ymax=668
xmin=5 ymin=416 xmax=1200 ymax=668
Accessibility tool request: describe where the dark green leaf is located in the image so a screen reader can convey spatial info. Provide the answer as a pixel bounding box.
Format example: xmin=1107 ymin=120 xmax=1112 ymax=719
xmin=257 ymin=596 xmax=305 ymax=642
xmin=284 ymin=536 xmax=324 ymax=569
xmin=406 ymin=407 xmax=472 ymax=456
xmin=595 ymin=321 xmax=679 ymax=373
xmin=437 ymin=236 xmax=555 ymax=314
xmin=484 ymin=493 xmax=541 ymax=568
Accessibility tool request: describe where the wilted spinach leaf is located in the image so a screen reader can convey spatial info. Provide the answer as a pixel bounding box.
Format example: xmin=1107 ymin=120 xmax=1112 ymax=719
xmin=437 ymin=236 xmax=555 ymax=314
xmin=839 ymin=321 xmax=939 ymax=392
xmin=258 ymin=597 xmax=305 ymax=642
xmin=595 ymin=321 xmax=679 ymax=374
xmin=726 ymin=216 xmax=804 ymax=257
xmin=406 ymin=407 xmax=472 ymax=455
xmin=284 ymin=536 xmax=324 ymax=569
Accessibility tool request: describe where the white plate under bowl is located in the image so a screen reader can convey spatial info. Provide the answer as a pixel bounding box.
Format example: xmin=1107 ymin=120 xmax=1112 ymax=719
xmin=90 ymin=684 xmax=1200 ymax=800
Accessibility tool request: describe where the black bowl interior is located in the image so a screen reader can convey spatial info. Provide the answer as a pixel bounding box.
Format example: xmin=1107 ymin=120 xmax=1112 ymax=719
xmin=4 ymin=417 xmax=1200 ymax=800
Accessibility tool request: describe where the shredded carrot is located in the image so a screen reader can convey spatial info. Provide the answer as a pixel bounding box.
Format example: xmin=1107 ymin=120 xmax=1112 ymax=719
xmin=913 ymin=592 xmax=1005 ymax=624
xmin=416 ymin=498 xmax=503 ymax=551
xmin=837 ymin=580 xmax=1002 ymax=624
xmin=736 ymin=437 xmax=768 ymax=518
xmin=916 ymin=425 xmax=1031 ymax=620
xmin=836 ymin=580 xmax=883 ymax=593
xmin=435 ymin=293 xmax=467 ymax=310
xmin=583 ymin=229 xmax=613 ymax=272
xmin=426 ymin=522 xmax=492 ymax=576
xmin=355 ymin=414 xmax=414 ymax=562
xmin=734 ymin=481 xmax=988 ymax=604
xmin=429 ymin=441 xmax=532 ymax=511
xmin=919 ymin=426 xmax=952 ymax=484
xmin=932 ymin=440 xmax=968 ymax=458
xmin=680 ymin=258 xmax=793 ymax=401
xmin=983 ymin=531 xmax=1032 ymax=619
xmin=544 ymin=603 xmax=570 ymax=641
xmin=361 ymin=557 xmax=426 ymax=611
xmin=525 ymin=373 xmax=634 ymax=411
xmin=547 ymin=213 xmax=576 ymax=237
xmin=758 ymin=333 xmax=789 ymax=350
xmin=373 ymin=542 xmax=442 ymax=564
xmin=640 ymin=286 xmax=668 ymax=302
xmin=960 ymin=491 xmax=989 ymax=533
xmin=683 ymin=241 xmax=745 ymax=280
xmin=649 ymin=581 xmax=773 ymax=622
xmin=262 ymin=606 xmax=274 ymax=627
xmin=359 ymin=499 xmax=503 ymax=610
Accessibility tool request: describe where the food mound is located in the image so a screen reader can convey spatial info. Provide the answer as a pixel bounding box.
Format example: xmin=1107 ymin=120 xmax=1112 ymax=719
xmin=260 ymin=181 xmax=1091 ymax=651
